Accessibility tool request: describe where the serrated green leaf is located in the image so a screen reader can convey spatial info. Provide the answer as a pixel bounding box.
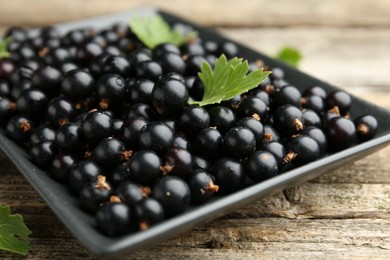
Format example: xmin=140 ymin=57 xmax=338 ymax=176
xmin=276 ymin=46 xmax=302 ymax=68
xmin=129 ymin=15 xmax=197 ymax=49
xmin=189 ymin=54 xmax=271 ymax=106
xmin=0 ymin=205 xmax=31 ymax=255
xmin=0 ymin=37 xmax=12 ymax=59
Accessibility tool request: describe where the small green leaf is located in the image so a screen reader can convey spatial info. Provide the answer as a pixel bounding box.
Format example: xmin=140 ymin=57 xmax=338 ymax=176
xmin=189 ymin=54 xmax=271 ymax=107
xmin=0 ymin=37 xmax=12 ymax=59
xmin=0 ymin=205 xmax=31 ymax=255
xmin=276 ymin=46 xmax=302 ymax=68
xmin=129 ymin=15 xmax=197 ymax=49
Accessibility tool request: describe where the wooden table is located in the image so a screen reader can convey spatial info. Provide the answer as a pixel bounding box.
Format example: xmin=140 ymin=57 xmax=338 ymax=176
xmin=1 ymin=1 xmax=390 ymax=258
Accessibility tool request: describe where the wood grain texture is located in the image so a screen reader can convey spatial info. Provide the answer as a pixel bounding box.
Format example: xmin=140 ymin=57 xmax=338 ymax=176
xmin=0 ymin=0 xmax=390 ymax=27
xmin=0 ymin=1 xmax=390 ymax=259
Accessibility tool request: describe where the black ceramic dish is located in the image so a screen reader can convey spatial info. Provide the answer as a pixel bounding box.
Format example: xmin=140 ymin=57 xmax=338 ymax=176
xmin=1 ymin=6 xmax=390 ymax=257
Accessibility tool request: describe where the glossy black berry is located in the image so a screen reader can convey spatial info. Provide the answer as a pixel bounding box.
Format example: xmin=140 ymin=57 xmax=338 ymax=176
xmin=178 ymin=105 xmax=210 ymax=136
xmin=94 ymin=137 xmax=132 ymax=167
xmin=188 ymin=169 xmax=219 ymax=204
xmin=302 ymin=109 xmax=321 ymax=128
xmin=0 ymin=97 xmax=16 ymax=125
xmin=261 ymin=141 xmax=287 ymax=168
xmin=301 ymin=95 xmax=325 ymax=114
xmin=155 ymin=52 xmax=186 ymax=74
xmin=55 ymin=122 xmax=84 ymax=152
xmin=285 ymin=135 xmax=320 ymax=166
xmin=31 ymin=65 xmax=62 ymax=97
xmin=273 ymin=105 xmax=304 ymax=136
xmin=325 ymin=90 xmax=352 ymax=115
xmin=245 ymin=151 xmax=278 ymax=182
xmin=224 ymin=126 xmax=256 ymax=158
xmin=136 ymin=60 xmax=163 ymax=81
xmin=129 ymin=150 xmax=162 ymax=185
xmin=107 ymin=162 xmax=131 ymax=188
xmin=116 ymin=181 xmax=150 ymax=207
xmin=236 ymin=117 xmax=264 ymax=146
xmin=217 ymin=42 xmax=238 ymax=58
xmin=96 ymin=74 xmax=126 ymax=109
xmin=127 ymin=79 xmax=154 ymax=105
xmin=211 ymin=158 xmax=245 ymax=194
xmin=62 ymin=69 xmax=95 ymax=101
xmin=68 ymin=160 xmax=103 ymax=195
xmin=325 ymin=117 xmax=357 ymax=151
xmin=301 ymin=126 xmax=328 ymax=154
xmin=138 ymin=121 xmax=174 ymax=155
xmin=208 ymin=106 xmax=236 ymax=134
xmin=127 ymin=103 xmax=157 ymax=121
xmin=47 ymin=97 xmax=76 ymax=126
xmin=30 ymin=125 xmax=56 ymax=144
xmin=194 ymin=127 xmax=223 ymax=159
xmin=121 ymin=116 xmax=149 ymax=149
xmin=6 ymin=115 xmax=34 ymax=144
xmin=303 ymin=85 xmax=327 ymax=99
xmin=162 ymin=147 xmax=193 ymax=179
xmin=95 ymin=202 xmax=132 ymax=236
xmin=152 ymin=176 xmax=191 ymax=218
xmin=79 ymin=175 xmax=112 ymax=212
xmin=354 ymin=114 xmax=378 ymax=142
xmin=262 ymin=125 xmax=281 ymax=144
xmin=152 ymin=43 xmax=181 ymax=57
xmin=50 ymin=154 xmax=77 ymax=183
xmin=238 ymin=97 xmax=269 ymax=120
xmin=30 ymin=141 xmax=57 ymax=169
xmin=16 ymin=89 xmax=49 ymax=118
xmin=151 ymin=78 xmax=189 ymax=117
xmin=134 ymin=198 xmax=165 ymax=230
xmin=82 ymin=110 xmax=112 ymax=144
xmin=273 ymin=85 xmax=302 ymax=108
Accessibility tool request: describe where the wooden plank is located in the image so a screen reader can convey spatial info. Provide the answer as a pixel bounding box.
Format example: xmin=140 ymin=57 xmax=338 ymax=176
xmin=0 ymin=0 xmax=390 ymax=28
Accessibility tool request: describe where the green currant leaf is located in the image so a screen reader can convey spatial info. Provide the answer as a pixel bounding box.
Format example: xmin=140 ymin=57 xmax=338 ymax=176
xmin=189 ymin=54 xmax=271 ymax=107
xmin=0 ymin=37 xmax=12 ymax=59
xmin=276 ymin=46 xmax=302 ymax=68
xmin=129 ymin=15 xmax=197 ymax=49
xmin=0 ymin=205 xmax=31 ymax=255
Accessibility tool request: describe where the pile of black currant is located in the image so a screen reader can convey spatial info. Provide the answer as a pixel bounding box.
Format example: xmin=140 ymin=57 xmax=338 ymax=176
xmin=0 ymin=19 xmax=379 ymax=237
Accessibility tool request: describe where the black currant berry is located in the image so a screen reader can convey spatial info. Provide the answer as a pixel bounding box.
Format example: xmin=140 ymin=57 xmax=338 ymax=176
xmin=79 ymin=175 xmax=112 ymax=212
xmin=211 ymin=158 xmax=245 ymax=194
xmin=261 ymin=141 xmax=287 ymax=168
xmin=152 ymin=176 xmax=191 ymax=218
xmin=30 ymin=141 xmax=57 ymax=169
xmin=194 ymin=127 xmax=223 ymax=159
xmin=55 ymin=122 xmax=84 ymax=151
xmin=127 ymin=79 xmax=154 ymax=105
xmin=129 ymin=150 xmax=162 ymax=186
xmin=50 ymin=154 xmax=77 ymax=183
xmin=301 ymin=126 xmax=328 ymax=154
xmin=354 ymin=114 xmax=378 ymax=142
xmin=325 ymin=90 xmax=352 ymax=115
xmin=208 ymin=106 xmax=236 ymax=134
xmin=178 ymin=105 xmax=210 ymax=136
xmin=47 ymin=97 xmax=76 ymax=126
xmin=273 ymin=105 xmax=304 ymax=136
xmin=155 ymin=52 xmax=186 ymax=74
xmin=245 ymin=151 xmax=278 ymax=182
xmin=16 ymin=89 xmax=49 ymax=118
xmin=61 ymin=69 xmax=95 ymax=101
xmin=116 ymin=181 xmax=151 ymax=207
xmin=224 ymin=126 xmax=256 ymax=158
xmin=30 ymin=125 xmax=56 ymax=144
xmin=121 ymin=116 xmax=149 ymax=149
xmin=284 ymin=135 xmax=320 ymax=166
xmin=95 ymin=202 xmax=132 ymax=236
xmin=138 ymin=121 xmax=174 ymax=155
xmin=236 ymin=116 xmax=264 ymax=146
xmin=188 ymin=169 xmax=219 ymax=204
xmin=68 ymin=160 xmax=103 ymax=195
xmin=161 ymin=147 xmax=193 ymax=179
xmin=6 ymin=115 xmax=34 ymax=144
xmin=238 ymin=97 xmax=269 ymax=120
xmin=136 ymin=60 xmax=163 ymax=81
xmin=151 ymin=78 xmax=188 ymax=117
xmin=94 ymin=137 xmax=132 ymax=167
xmin=134 ymin=198 xmax=165 ymax=230
xmin=96 ymin=73 xmax=126 ymax=109
xmin=325 ymin=117 xmax=357 ymax=151
xmin=82 ymin=110 xmax=113 ymax=145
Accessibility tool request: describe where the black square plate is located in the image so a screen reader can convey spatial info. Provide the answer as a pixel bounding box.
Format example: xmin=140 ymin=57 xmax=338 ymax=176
xmin=1 ymin=6 xmax=390 ymax=257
